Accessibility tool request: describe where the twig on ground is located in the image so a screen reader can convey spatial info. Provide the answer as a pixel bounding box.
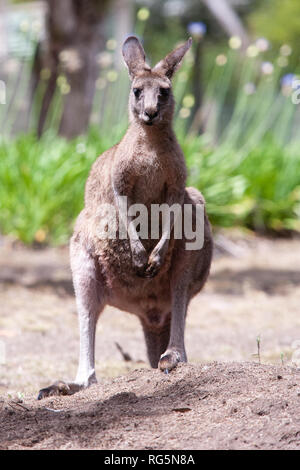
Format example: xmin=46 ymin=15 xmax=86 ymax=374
xmin=115 ymin=342 xmax=132 ymax=362
xmin=8 ymin=401 xmax=30 ymax=411
xmin=44 ymin=408 xmax=64 ymax=413
xmin=251 ymin=335 xmax=261 ymax=364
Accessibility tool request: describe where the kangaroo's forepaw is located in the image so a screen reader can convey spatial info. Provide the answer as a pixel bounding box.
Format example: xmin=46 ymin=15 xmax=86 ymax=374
xmin=159 ymin=349 xmax=185 ymax=372
xmin=143 ymin=253 xmax=163 ymax=278
xmin=135 ymin=264 xmax=152 ymax=278
xmin=37 ymin=381 xmax=81 ymax=400
xmin=135 ymin=260 xmax=160 ymax=278
xmin=134 ymin=261 xmax=152 ymax=278
xmin=144 ymin=261 xmax=161 ymax=278
xmin=132 ymin=246 xmax=149 ymax=278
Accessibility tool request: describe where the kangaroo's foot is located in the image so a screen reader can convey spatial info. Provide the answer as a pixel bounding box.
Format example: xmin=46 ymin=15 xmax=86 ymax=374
xmin=158 ymin=348 xmax=187 ymax=373
xmin=37 ymin=381 xmax=86 ymax=400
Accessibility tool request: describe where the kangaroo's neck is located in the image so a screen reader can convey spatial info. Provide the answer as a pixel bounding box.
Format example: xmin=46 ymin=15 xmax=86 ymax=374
xmin=126 ymin=120 xmax=177 ymax=149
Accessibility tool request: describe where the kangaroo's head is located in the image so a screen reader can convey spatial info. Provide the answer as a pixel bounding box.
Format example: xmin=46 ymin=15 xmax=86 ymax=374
xmin=122 ymin=36 xmax=192 ymax=127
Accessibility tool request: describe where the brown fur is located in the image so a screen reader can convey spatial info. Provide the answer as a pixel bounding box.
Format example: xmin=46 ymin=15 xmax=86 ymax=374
xmin=38 ymin=36 xmax=213 ymax=399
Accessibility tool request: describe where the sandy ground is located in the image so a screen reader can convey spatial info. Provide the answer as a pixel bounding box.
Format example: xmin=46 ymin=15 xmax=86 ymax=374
xmin=0 ymin=231 xmax=300 ymax=449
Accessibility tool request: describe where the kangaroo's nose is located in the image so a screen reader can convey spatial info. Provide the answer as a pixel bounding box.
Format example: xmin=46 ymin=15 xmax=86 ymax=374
xmin=144 ymin=110 xmax=159 ymax=120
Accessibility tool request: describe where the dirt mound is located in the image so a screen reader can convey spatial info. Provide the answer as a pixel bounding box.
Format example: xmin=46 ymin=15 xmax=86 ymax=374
xmin=1 ymin=234 xmax=300 ymax=449
xmin=1 ymin=362 xmax=300 ymax=450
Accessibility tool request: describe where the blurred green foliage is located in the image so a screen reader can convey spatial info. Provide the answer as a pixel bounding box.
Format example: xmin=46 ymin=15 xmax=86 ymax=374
xmin=1 ymin=2 xmax=300 ymax=245
xmin=0 ymin=130 xmax=109 ymax=244
xmin=248 ymin=0 xmax=300 ymax=69
xmin=1 ymin=110 xmax=300 ymax=245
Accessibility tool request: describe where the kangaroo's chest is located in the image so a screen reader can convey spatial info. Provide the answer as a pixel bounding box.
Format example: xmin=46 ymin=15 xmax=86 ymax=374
xmin=133 ymin=154 xmax=167 ymax=202
xmin=113 ymin=134 xmax=186 ymax=205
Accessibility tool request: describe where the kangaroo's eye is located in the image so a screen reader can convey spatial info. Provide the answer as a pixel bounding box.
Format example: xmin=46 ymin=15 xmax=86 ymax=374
xmin=133 ymin=88 xmax=141 ymax=99
xmin=160 ymin=87 xmax=170 ymax=97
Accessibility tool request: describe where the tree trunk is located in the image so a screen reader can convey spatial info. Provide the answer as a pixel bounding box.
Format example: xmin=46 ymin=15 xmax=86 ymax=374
xmin=35 ymin=42 xmax=59 ymax=137
xmin=39 ymin=0 xmax=110 ymax=138
xmin=58 ymin=32 xmax=101 ymax=138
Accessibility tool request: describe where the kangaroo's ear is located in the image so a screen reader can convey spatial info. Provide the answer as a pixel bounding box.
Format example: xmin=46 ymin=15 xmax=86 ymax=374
xmin=122 ymin=36 xmax=147 ymax=79
xmin=153 ymin=38 xmax=192 ymax=79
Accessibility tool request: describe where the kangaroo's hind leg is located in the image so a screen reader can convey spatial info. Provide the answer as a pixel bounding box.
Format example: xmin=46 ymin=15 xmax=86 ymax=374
xmin=37 ymin=237 xmax=105 ymax=399
xmin=158 ymin=281 xmax=188 ymax=372
xmin=142 ymin=317 xmax=171 ymax=368
xmin=158 ymin=187 xmax=213 ymax=372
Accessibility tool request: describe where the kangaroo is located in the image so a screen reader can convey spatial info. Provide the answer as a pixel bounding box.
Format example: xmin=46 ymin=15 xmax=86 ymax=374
xmin=38 ymin=36 xmax=213 ymax=399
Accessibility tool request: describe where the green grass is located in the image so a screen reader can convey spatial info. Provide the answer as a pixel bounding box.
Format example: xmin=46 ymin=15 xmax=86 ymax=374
xmin=1 ymin=126 xmax=300 ymax=245
xmin=0 ymin=130 xmax=110 ymax=244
